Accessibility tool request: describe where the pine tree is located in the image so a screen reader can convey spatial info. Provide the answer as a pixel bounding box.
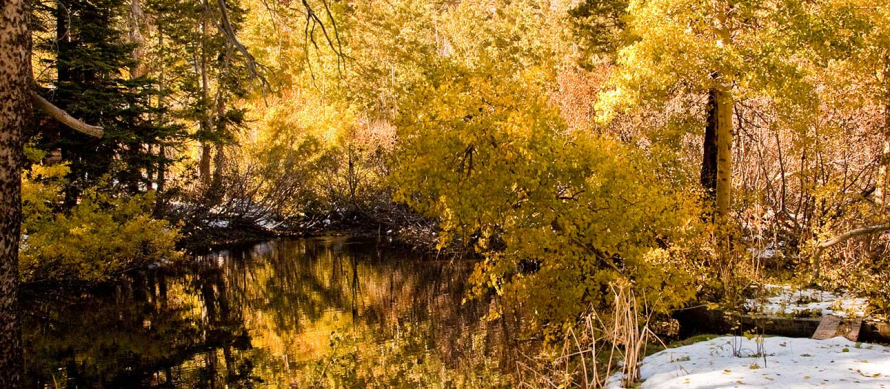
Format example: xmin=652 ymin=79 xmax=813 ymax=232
xmin=144 ymin=0 xmax=247 ymax=195
xmin=32 ymin=0 xmax=184 ymax=199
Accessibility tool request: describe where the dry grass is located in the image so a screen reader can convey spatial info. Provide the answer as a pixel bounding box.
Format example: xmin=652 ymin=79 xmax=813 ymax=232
xmin=517 ymin=281 xmax=665 ymax=389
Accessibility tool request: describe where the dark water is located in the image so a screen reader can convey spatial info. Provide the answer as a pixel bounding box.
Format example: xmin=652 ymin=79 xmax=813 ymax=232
xmin=22 ymin=237 xmax=513 ymax=388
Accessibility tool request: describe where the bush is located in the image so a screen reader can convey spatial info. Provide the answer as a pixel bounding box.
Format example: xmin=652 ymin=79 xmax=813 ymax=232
xmin=20 ymin=162 xmax=182 ymax=283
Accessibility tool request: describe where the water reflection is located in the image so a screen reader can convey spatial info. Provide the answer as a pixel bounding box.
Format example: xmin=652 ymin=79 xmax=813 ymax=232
xmin=23 ymin=237 xmax=512 ymax=388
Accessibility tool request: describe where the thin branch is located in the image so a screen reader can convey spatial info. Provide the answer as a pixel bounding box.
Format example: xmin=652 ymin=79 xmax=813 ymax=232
xmin=30 ymin=90 xmax=103 ymax=137
xmin=215 ymin=0 xmax=268 ymax=92
xmin=300 ymin=0 xmax=349 ymax=79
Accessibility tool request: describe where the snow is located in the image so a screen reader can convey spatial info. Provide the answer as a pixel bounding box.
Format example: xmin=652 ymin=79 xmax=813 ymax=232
xmin=747 ymin=285 xmax=869 ymax=318
xmin=208 ymin=219 xmax=229 ymax=228
xmin=256 ymin=217 xmax=283 ymax=230
xmin=607 ymin=336 xmax=890 ymax=388
xmin=749 ymin=247 xmax=778 ymax=260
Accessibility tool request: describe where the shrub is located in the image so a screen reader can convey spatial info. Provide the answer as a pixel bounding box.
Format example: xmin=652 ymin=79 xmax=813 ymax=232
xmin=20 ymin=162 xmax=182 ymax=283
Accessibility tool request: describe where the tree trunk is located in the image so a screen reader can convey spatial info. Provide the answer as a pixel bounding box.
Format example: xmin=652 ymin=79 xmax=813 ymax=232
xmin=348 ymin=143 xmax=357 ymax=206
xmin=210 ymin=21 xmax=234 ymax=196
xmin=53 ymin=0 xmax=70 ymax=176
xmin=198 ymin=5 xmax=212 ymax=187
xmin=714 ymin=9 xmax=733 ymax=220
xmin=156 ymin=26 xmax=166 ymax=193
xmin=158 ymin=145 xmax=166 ymax=192
xmin=0 ymin=0 xmax=30 ymax=386
xmin=812 ymin=224 xmax=890 ymax=279
xmin=56 ymin=0 xmax=71 ymax=85
xmin=200 ymin=144 xmax=212 ymax=186
xmin=56 ymin=0 xmax=82 ymax=208
xmin=31 ymin=92 xmax=102 ymax=137
xmin=701 ymin=89 xmax=719 ymax=199
xmin=211 ymin=59 xmax=227 ymax=192
xmin=875 ymin=100 xmax=890 ymax=209
xmin=128 ymin=0 xmax=145 ymax=78
xmin=715 ymin=86 xmax=733 ymax=219
xmin=211 ymin=143 xmax=224 ymax=195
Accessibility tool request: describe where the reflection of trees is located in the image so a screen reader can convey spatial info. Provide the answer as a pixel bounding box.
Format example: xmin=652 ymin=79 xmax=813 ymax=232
xmin=23 ymin=237 xmax=513 ymax=388
xmin=23 ymin=265 xmax=258 ymax=388
xmin=234 ymin=238 xmax=513 ymax=387
xmin=245 ymin=238 xmax=482 ymax=340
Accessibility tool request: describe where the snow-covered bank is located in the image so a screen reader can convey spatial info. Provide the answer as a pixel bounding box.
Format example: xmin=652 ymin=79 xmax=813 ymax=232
xmin=608 ymin=336 xmax=890 ymax=388
xmin=747 ymin=285 xmax=868 ymax=318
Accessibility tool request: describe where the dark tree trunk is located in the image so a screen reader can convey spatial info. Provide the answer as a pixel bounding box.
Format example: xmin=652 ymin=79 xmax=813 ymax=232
xmin=0 ymin=0 xmax=30 ymax=386
xmin=701 ymin=88 xmax=719 ymax=199
xmin=198 ymin=5 xmax=213 ymax=188
xmin=210 ymin=87 xmax=225 ymax=194
xmin=157 ymin=27 xmax=167 ymax=193
xmin=211 ymin=144 xmax=224 ymax=190
xmin=53 ymin=0 xmax=71 ymax=190
xmin=60 ymin=12 xmax=83 ymax=208
xmin=56 ymin=0 xmax=71 ymax=86
xmin=210 ymin=38 xmax=231 ymax=197
xmin=157 ymin=145 xmax=166 ymax=192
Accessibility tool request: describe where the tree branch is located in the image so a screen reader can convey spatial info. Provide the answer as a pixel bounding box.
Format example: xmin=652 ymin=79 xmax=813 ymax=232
xmin=812 ymin=224 xmax=890 ymax=267
xmin=30 ymin=90 xmax=103 ymax=138
xmin=300 ymin=0 xmax=349 ymax=80
xmin=215 ymin=0 xmax=268 ymax=91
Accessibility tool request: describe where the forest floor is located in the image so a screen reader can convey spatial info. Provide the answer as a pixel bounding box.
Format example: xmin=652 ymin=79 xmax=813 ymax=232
xmin=608 ymin=336 xmax=890 ymax=388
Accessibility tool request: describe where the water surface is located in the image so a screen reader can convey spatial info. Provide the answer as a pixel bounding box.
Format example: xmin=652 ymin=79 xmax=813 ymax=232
xmin=23 ymin=237 xmax=512 ymax=388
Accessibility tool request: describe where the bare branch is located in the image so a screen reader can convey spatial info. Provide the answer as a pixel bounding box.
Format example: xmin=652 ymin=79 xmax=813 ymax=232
xmin=30 ymin=90 xmax=103 ymax=138
xmin=215 ymin=0 xmax=268 ymax=91
xmin=812 ymin=224 xmax=890 ymax=268
xmin=300 ymin=0 xmax=349 ymax=78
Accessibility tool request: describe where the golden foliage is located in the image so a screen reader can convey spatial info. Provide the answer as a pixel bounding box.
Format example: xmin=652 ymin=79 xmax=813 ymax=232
xmin=20 ymin=163 xmax=182 ymax=282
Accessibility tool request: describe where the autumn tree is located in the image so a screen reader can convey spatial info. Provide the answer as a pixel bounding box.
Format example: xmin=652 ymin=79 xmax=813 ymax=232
xmin=331 ymin=0 xmax=704 ymax=339
xmin=801 ymin=1 xmax=890 ymax=209
xmin=597 ymin=0 xmax=748 ymax=219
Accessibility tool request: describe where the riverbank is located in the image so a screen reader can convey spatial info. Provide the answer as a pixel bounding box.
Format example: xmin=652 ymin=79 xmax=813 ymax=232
xmin=607 ymin=336 xmax=890 ymax=388
xmin=174 ymin=205 xmax=451 ymax=256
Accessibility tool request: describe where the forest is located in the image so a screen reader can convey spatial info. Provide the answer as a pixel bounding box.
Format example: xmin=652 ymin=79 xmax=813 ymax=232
xmin=0 ymin=0 xmax=889 ymax=387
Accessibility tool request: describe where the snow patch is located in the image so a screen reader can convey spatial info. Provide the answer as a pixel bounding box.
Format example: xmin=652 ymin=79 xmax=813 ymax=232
xmin=208 ymin=219 xmax=229 ymax=228
xmin=256 ymin=217 xmax=283 ymax=230
xmin=608 ymin=336 xmax=890 ymax=388
xmin=747 ymin=285 xmax=868 ymax=318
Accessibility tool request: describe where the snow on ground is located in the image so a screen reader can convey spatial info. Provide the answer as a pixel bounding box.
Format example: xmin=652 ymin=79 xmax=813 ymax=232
xmin=207 ymin=219 xmax=230 ymax=228
xmin=607 ymin=336 xmax=890 ymax=388
xmin=747 ymin=284 xmax=869 ymax=318
xmin=256 ymin=217 xmax=283 ymax=230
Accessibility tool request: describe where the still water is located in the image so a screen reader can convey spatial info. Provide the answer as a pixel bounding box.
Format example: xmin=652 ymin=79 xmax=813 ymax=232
xmin=23 ymin=237 xmax=513 ymax=388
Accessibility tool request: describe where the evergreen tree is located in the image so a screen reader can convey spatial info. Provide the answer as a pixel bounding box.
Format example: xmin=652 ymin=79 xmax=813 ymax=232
xmin=32 ymin=0 xmax=184 ymax=199
xmin=145 ymin=0 xmax=247 ymax=195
